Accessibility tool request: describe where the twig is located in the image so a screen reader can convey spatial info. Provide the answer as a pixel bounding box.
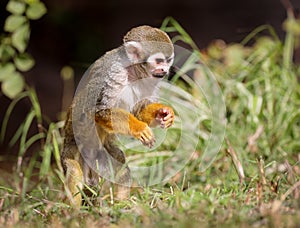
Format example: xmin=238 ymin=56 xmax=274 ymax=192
xmin=247 ymin=125 xmax=264 ymax=153
xmin=256 ymin=181 xmax=263 ymax=206
xmin=281 ymin=180 xmax=300 ymax=201
xmin=110 ymin=187 xmax=114 ymax=205
xmin=225 ymin=138 xmax=245 ymax=184
xmin=271 ymin=180 xmax=300 ymax=213
xmin=257 ymin=156 xmax=267 ymax=186
xmin=284 ymin=160 xmax=296 ymax=185
xmin=33 ymin=209 xmax=45 ymax=217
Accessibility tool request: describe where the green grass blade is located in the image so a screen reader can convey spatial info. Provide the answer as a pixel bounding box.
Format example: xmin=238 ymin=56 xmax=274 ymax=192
xmin=22 ymin=151 xmax=39 ymax=199
xmin=241 ymin=24 xmax=280 ymax=46
xmin=19 ymin=109 xmax=36 ymax=157
xmin=24 ymin=132 xmax=46 ymax=150
xmin=28 ymin=88 xmax=42 ymax=125
xmin=0 ymin=91 xmax=29 ymax=143
xmin=52 ymin=127 xmax=63 ymax=172
xmin=282 ymin=12 xmax=295 ymax=70
xmin=8 ymin=122 xmax=24 ymax=147
xmin=39 ymin=144 xmax=51 ymax=179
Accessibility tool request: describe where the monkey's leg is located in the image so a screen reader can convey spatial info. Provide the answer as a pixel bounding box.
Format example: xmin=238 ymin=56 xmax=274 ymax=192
xmin=64 ymin=158 xmax=84 ymax=208
xmin=114 ymin=165 xmax=132 ymax=200
xmin=95 ymin=108 xmax=155 ymax=147
xmin=136 ymin=103 xmax=175 ymax=128
xmin=104 ymin=142 xmax=132 ymax=199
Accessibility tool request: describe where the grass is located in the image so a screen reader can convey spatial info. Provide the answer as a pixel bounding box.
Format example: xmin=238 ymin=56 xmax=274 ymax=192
xmin=1 ymin=15 xmax=300 ymax=227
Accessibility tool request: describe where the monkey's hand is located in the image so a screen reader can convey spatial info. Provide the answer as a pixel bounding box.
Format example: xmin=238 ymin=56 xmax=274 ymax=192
xmin=130 ymin=120 xmax=155 ymax=148
xmin=155 ymin=106 xmax=174 ymax=129
xmin=136 ymin=103 xmax=174 ymax=129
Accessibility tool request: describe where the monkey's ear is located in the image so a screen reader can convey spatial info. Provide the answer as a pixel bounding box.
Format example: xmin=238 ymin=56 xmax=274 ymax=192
xmin=124 ymin=41 xmax=143 ymax=63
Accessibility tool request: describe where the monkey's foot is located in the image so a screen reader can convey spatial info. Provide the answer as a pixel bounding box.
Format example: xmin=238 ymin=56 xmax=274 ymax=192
xmin=116 ymin=185 xmax=131 ymax=200
xmin=64 ymin=159 xmax=84 ymax=208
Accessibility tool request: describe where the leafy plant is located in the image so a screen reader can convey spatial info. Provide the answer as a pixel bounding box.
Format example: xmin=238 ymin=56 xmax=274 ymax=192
xmin=0 ymin=0 xmax=47 ymax=99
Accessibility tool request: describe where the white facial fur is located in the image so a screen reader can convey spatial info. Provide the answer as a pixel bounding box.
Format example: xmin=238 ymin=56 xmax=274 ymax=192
xmin=147 ymin=52 xmax=174 ymax=77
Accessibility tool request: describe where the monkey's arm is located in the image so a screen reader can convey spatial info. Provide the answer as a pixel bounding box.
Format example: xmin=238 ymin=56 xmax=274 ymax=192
xmin=136 ymin=103 xmax=175 ymax=129
xmin=95 ymin=108 xmax=155 ymax=147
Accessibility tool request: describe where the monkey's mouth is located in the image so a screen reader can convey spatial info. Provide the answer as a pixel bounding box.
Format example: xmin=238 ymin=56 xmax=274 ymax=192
xmin=152 ymin=72 xmax=167 ymax=78
xmin=152 ymin=69 xmax=168 ymax=78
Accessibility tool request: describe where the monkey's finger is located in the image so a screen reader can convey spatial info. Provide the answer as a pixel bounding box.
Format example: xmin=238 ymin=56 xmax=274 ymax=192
xmin=163 ymin=120 xmax=173 ymax=128
xmin=160 ymin=113 xmax=174 ymax=128
xmin=141 ymin=134 xmax=155 ymax=148
xmin=140 ymin=128 xmax=155 ymax=148
xmin=160 ymin=122 xmax=171 ymax=129
xmin=144 ymin=134 xmax=155 ymax=148
xmin=163 ymin=114 xmax=174 ymax=122
xmin=165 ymin=115 xmax=174 ymax=127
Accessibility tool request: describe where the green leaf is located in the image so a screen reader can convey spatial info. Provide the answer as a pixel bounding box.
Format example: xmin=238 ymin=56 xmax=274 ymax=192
xmin=0 ymin=63 xmax=16 ymax=81
xmin=0 ymin=44 xmax=16 ymax=61
xmin=26 ymin=2 xmax=47 ymax=20
xmin=12 ymin=24 xmax=30 ymax=52
xmin=14 ymin=53 xmax=35 ymax=71
xmin=4 ymin=15 xmax=27 ymax=32
xmin=6 ymin=1 xmax=26 ymax=15
xmin=2 ymin=72 xmax=25 ymax=99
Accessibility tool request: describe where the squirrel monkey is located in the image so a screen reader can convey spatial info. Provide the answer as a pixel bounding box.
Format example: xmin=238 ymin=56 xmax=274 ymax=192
xmin=61 ymin=25 xmax=175 ymax=207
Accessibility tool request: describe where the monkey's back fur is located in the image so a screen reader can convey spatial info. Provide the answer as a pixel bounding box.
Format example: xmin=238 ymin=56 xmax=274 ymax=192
xmin=61 ymin=46 xmax=131 ymax=184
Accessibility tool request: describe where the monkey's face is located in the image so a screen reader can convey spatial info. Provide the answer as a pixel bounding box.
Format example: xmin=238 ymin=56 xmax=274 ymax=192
xmin=125 ymin=41 xmax=174 ymax=79
xmin=144 ymin=52 xmax=174 ymax=78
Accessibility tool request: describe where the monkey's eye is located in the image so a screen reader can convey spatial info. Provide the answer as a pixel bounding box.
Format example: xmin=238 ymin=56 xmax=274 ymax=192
xmin=155 ymin=58 xmax=164 ymax=64
xmin=167 ymin=57 xmax=173 ymax=63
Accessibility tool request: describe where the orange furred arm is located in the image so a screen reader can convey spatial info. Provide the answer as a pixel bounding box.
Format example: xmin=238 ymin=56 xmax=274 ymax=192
xmin=137 ymin=103 xmax=174 ymax=128
xmin=95 ymin=108 xmax=155 ymax=147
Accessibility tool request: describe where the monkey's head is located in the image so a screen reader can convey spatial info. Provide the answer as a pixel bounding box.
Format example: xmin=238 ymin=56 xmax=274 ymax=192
xmin=123 ymin=25 xmax=174 ymax=78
